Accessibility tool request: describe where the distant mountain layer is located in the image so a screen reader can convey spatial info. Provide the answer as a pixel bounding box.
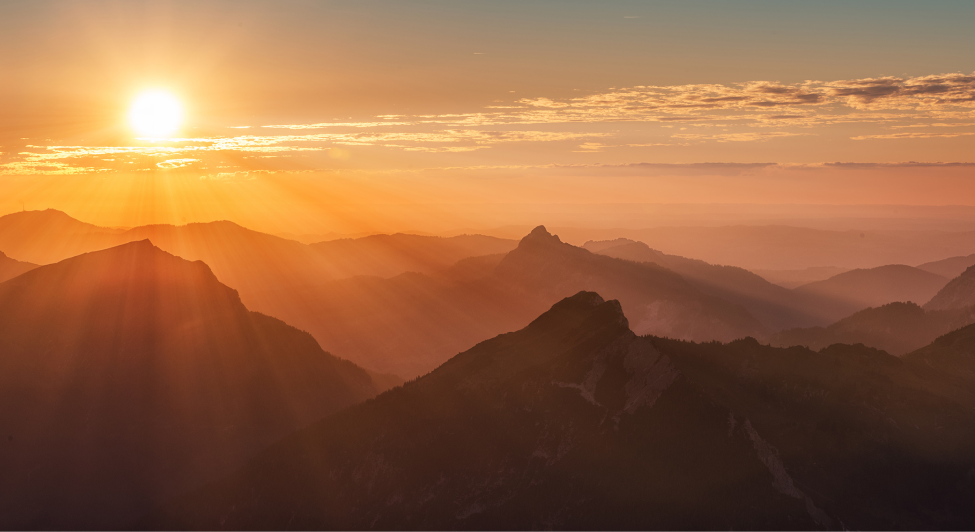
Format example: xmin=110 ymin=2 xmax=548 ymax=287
xmin=310 ymin=233 xmax=518 ymax=278
xmin=917 ymin=253 xmax=975 ymax=279
xmin=0 ymin=241 xmax=386 ymax=529
xmin=0 ymin=250 xmax=36 ymax=283
xmin=275 ymin=226 xmax=766 ymax=378
xmin=771 ymin=301 xmax=975 ymax=356
xmin=556 ymin=225 xmax=975 ymax=271
xmin=148 ymin=292 xmax=975 ymax=530
xmin=751 ymin=266 xmax=850 ymax=289
xmin=925 ymin=265 xmax=975 ymax=311
xmin=584 ymin=238 xmax=827 ymax=329
xmin=794 ymin=264 xmax=949 ymax=320
xmin=0 ymin=208 xmax=123 ymax=264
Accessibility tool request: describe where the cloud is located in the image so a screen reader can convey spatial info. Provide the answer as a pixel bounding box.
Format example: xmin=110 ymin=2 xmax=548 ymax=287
xmin=851 ymin=132 xmax=975 ymax=140
xmin=156 ymin=158 xmax=198 ymax=169
xmin=672 ymin=132 xmax=805 ymax=142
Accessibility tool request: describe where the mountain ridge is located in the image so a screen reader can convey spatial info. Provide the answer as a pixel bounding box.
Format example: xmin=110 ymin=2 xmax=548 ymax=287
xmin=145 ymin=290 xmax=975 ymax=530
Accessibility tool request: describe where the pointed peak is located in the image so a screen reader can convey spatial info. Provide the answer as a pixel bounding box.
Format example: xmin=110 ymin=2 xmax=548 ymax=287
xmin=521 ymin=225 xmax=562 ymax=245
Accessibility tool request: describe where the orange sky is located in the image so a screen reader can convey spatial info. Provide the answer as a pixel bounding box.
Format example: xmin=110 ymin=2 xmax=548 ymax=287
xmin=2 ymin=1 xmax=974 ymax=233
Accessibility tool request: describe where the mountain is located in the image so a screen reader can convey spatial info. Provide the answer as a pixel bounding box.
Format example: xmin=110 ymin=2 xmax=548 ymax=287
xmin=924 ymin=265 xmax=975 ymax=311
xmin=269 ymin=227 xmax=766 ymax=379
xmin=751 ymin=266 xmax=850 ymax=289
xmin=584 ymin=238 xmax=825 ymax=329
xmin=0 ymin=250 xmax=36 ymax=282
xmin=0 ymin=209 xmax=123 ymax=264
xmin=117 ymin=221 xmax=337 ymax=305
xmin=770 ymin=301 xmax=975 ymax=355
xmin=0 ymin=210 xmax=516 ymax=286
xmin=0 ymin=210 xmax=521 ymax=378
xmin=147 ymin=292 xmax=975 ymax=530
xmin=545 ymin=225 xmax=975 ymax=271
xmin=310 ymin=233 xmax=518 ymax=278
xmin=0 ymin=241 xmax=386 ymax=529
xmin=917 ymin=253 xmax=975 ymax=279
xmin=496 ymin=227 xmax=764 ymax=340
xmin=794 ymin=265 xmax=950 ymax=321
xmin=905 ymin=322 xmax=975 ymax=405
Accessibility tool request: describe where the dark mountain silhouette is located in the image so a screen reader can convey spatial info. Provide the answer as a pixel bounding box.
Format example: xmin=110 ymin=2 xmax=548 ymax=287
xmin=917 ymin=252 xmax=975 ymax=279
xmin=0 ymin=241 xmax=387 ymax=529
xmin=771 ymin=301 xmax=975 ymax=355
xmin=924 ymin=265 xmax=975 ymax=311
xmin=278 ymin=227 xmax=766 ymax=378
xmin=147 ymin=292 xmax=975 ymax=530
xmin=905 ymin=322 xmax=975 ymax=406
xmin=584 ymin=238 xmax=825 ymax=329
xmin=0 ymin=250 xmax=36 ymax=283
xmin=310 ymin=233 xmax=517 ymax=278
xmin=794 ymin=264 xmax=949 ymax=321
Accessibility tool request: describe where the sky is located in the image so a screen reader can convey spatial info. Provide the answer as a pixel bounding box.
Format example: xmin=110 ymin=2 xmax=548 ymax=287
xmin=1 ymin=0 xmax=974 ymax=233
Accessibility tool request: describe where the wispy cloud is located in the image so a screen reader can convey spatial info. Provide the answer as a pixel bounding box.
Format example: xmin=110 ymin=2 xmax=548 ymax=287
xmin=672 ymin=132 xmax=806 ymax=142
xmin=851 ymin=132 xmax=975 ymax=140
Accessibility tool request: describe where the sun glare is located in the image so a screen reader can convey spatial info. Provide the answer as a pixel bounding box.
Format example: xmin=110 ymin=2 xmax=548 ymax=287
xmin=129 ymin=90 xmax=182 ymax=137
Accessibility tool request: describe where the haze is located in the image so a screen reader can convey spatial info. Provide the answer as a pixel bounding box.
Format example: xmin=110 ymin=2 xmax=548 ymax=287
xmin=3 ymin=2 xmax=975 ymax=530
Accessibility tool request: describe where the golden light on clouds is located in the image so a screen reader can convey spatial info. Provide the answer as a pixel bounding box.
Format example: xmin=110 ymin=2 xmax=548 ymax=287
xmin=129 ymin=91 xmax=183 ymax=137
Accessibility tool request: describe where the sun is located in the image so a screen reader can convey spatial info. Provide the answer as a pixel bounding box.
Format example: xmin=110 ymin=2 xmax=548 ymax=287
xmin=129 ymin=90 xmax=183 ymax=137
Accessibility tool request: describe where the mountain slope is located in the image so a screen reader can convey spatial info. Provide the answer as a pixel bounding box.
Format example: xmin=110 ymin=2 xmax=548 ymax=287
xmin=0 ymin=241 xmax=384 ymax=529
xmin=924 ymin=265 xmax=975 ymax=311
xmin=148 ymin=292 xmax=975 ymax=530
xmin=905 ymin=322 xmax=975 ymax=407
xmin=0 ymin=250 xmax=36 ymax=282
xmin=499 ymin=227 xmax=765 ymax=341
xmin=117 ymin=221 xmax=337 ymax=305
xmin=794 ymin=264 xmax=950 ymax=321
xmin=770 ymin=301 xmax=975 ymax=355
xmin=917 ymin=253 xmax=975 ymax=279
xmin=584 ymin=238 xmax=826 ymax=329
xmin=310 ymin=233 xmax=517 ymax=278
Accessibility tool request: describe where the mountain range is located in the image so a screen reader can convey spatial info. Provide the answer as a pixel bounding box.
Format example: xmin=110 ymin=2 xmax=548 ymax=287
xmin=270 ymin=226 xmax=767 ymax=378
xmin=3 ymin=210 xmax=972 ymax=378
xmin=146 ymin=291 xmax=975 ymax=530
xmin=772 ymin=265 xmax=975 ymax=355
xmin=770 ymin=301 xmax=975 ymax=355
xmin=792 ymin=265 xmax=949 ymax=320
xmin=0 ymin=241 xmax=389 ymax=529
xmin=583 ymin=238 xmax=825 ymax=329
xmin=917 ymin=253 xmax=975 ymax=279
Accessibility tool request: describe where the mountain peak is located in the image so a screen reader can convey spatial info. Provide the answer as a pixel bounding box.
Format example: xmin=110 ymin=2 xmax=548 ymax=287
xmin=521 ymin=225 xmax=562 ymax=245
xmin=526 ymin=290 xmax=629 ymax=336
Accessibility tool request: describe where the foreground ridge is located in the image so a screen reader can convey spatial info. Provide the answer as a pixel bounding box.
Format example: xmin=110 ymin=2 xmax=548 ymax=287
xmin=147 ymin=290 xmax=975 ymax=530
